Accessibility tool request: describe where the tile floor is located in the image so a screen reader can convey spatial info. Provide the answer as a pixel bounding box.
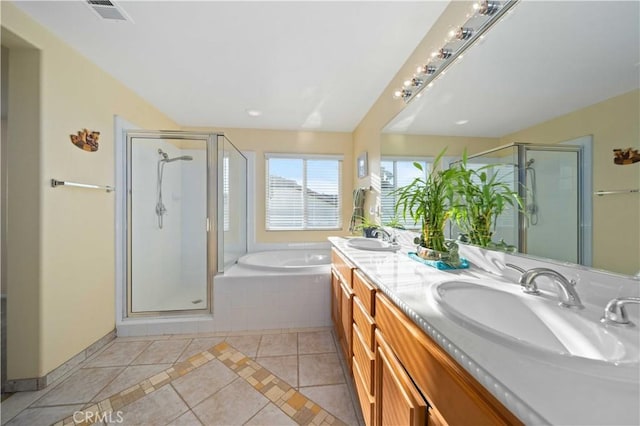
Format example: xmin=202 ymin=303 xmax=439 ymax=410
xmin=1 ymin=328 xmax=364 ymax=426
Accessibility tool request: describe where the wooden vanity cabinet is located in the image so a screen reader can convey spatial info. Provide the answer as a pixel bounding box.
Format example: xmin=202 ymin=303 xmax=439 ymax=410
xmin=331 ymin=248 xmax=354 ymax=368
xmin=331 ymin=246 xmax=520 ymax=426
xmin=375 ymin=293 xmax=522 ymax=426
xmin=351 ymin=270 xmax=378 ymax=425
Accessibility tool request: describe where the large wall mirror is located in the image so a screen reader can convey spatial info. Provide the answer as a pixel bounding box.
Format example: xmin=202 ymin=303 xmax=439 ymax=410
xmin=381 ymin=1 xmax=639 ymax=276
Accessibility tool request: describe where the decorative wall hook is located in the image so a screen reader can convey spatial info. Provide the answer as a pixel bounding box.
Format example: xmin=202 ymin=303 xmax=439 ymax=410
xmin=70 ymin=128 xmax=100 ymax=152
xmin=613 ymin=147 xmax=639 ymax=165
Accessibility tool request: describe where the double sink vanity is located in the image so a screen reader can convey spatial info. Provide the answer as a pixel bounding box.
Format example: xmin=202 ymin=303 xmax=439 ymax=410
xmin=329 ymin=233 xmax=639 ymax=425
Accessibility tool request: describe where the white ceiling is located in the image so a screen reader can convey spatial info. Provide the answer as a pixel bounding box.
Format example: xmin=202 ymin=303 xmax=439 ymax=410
xmin=12 ymin=0 xmax=450 ymax=132
xmin=384 ymin=1 xmax=640 ymax=137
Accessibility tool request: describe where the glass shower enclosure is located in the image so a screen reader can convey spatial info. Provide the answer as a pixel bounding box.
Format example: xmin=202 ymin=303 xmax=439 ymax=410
xmin=460 ymin=142 xmax=587 ymax=265
xmin=125 ymin=131 xmax=246 ymax=316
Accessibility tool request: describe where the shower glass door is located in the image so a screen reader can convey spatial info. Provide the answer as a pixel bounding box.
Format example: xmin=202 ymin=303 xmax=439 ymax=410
xmin=523 ymin=146 xmax=581 ymax=264
xmin=127 ymin=132 xmax=212 ymax=314
xmin=463 ymin=143 xmax=585 ymax=265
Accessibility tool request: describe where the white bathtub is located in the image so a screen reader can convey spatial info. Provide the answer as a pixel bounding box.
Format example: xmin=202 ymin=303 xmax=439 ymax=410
xmin=236 ymin=249 xmax=330 ymax=273
xmin=213 ymin=249 xmax=332 ymax=331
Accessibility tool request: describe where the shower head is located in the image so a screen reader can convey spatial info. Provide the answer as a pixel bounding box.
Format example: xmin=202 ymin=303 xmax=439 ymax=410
xmin=526 ymin=158 xmax=535 ymax=167
xmin=163 ymin=155 xmax=193 ymax=163
xmin=158 ymin=149 xmax=169 ymax=160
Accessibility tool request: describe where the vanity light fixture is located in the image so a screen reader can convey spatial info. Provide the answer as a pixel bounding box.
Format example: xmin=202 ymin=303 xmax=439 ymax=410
xmin=477 ymin=0 xmax=501 ymax=16
xmin=437 ymin=48 xmax=454 ymax=60
xmin=454 ymin=27 xmax=474 ymax=40
xmin=404 ymin=78 xmax=424 ymax=88
xmin=393 ymin=89 xmax=413 ymax=101
xmin=394 ymin=0 xmax=519 ymax=104
xmin=417 ymin=64 xmax=437 ymax=75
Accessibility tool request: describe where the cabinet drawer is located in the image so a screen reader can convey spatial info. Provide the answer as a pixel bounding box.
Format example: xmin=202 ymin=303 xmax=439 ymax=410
xmin=332 ymin=247 xmax=354 ymax=288
xmin=339 ymin=281 xmax=353 ymax=367
xmin=352 ymin=323 xmax=375 ymax=395
xmin=331 ymin=272 xmax=341 ymax=339
xmin=353 ymin=355 xmax=375 ymax=426
xmin=353 ymin=270 xmax=376 ymax=315
xmin=353 ymin=296 xmax=376 ymax=353
xmin=376 ymin=330 xmax=427 ymax=426
xmin=375 ymin=293 xmax=521 ymax=426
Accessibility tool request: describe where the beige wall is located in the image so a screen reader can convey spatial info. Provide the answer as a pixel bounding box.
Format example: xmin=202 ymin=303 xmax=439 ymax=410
xmin=186 ymin=127 xmax=353 ymax=243
xmin=2 ymin=3 xmax=179 ymax=379
xmin=381 ymin=134 xmax=500 ymax=158
xmin=500 ymin=90 xmax=640 ymax=275
xmin=4 ymin=38 xmax=41 ymax=380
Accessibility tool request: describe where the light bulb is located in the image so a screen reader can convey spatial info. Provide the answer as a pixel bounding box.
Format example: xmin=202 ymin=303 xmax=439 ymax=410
xmin=416 ymin=64 xmax=435 ymax=75
xmin=437 ymin=48 xmax=453 ymax=60
xmin=456 ymin=27 xmax=473 ymax=40
xmin=478 ymin=0 xmax=500 ymax=16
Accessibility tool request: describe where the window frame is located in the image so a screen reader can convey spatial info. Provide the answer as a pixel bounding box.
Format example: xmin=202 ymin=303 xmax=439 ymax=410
xmin=265 ymin=153 xmax=343 ymax=231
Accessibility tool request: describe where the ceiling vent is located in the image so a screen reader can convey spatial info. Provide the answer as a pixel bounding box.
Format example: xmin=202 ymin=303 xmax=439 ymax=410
xmin=86 ymin=0 xmax=133 ymax=22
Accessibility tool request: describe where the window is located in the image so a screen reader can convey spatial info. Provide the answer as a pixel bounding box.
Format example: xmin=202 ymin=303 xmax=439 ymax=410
xmin=380 ymin=158 xmax=431 ymax=229
xmin=222 ymin=155 xmax=230 ymax=232
xmin=266 ymin=154 xmax=342 ymax=230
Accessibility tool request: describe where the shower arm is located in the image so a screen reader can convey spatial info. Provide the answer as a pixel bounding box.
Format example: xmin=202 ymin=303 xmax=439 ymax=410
xmin=155 ymin=150 xmax=194 ymax=229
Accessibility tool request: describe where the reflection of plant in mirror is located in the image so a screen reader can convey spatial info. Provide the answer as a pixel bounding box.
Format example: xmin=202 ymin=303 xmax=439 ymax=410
xmin=383 ymin=216 xmax=405 ymax=229
xmin=451 ymin=152 xmax=523 ymax=248
xmin=393 ymin=149 xmax=461 ymax=254
xmin=353 ymin=215 xmax=380 ymax=237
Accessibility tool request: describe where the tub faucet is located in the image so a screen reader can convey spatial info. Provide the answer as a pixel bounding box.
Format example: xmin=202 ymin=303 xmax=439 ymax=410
xmin=600 ymin=297 xmax=640 ymax=326
xmin=506 ymin=264 xmax=584 ymax=309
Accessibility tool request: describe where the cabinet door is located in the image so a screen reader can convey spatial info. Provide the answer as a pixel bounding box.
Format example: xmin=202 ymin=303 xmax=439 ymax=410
xmin=331 ymin=270 xmax=341 ymax=337
xmin=375 ymin=330 xmax=427 ymax=426
xmin=339 ymin=280 xmax=353 ymax=366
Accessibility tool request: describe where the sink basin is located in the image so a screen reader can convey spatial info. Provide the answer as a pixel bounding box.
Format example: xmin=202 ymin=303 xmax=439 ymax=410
xmin=347 ymin=237 xmax=400 ymax=252
xmin=433 ymin=281 xmax=639 ymax=366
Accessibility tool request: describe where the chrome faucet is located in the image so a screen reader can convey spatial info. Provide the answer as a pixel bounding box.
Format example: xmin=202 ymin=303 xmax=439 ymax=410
xmin=372 ymin=228 xmax=396 ymax=243
xmin=506 ymin=264 xmax=584 ymax=309
xmin=600 ymin=297 xmax=640 ymax=326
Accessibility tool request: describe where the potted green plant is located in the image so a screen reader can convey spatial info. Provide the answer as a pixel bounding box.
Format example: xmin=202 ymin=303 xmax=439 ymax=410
xmin=394 ymin=149 xmax=461 ymax=261
xmin=383 ymin=216 xmax=405 ymax=230
xmin=353 ymin=215 xmax=380 ymax=238
xmin=450 ymin=153 xmax=522 ymax=248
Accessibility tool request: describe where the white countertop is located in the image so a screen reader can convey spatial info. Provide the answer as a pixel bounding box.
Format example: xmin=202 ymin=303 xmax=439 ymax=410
xmin=329 ymin=235 xmax=640 ymax=425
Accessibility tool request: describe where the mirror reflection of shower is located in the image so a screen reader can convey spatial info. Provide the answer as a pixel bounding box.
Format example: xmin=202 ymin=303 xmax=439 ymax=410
xmin=525 ymin=158 xmax=538 ymax=226
xmin=156 ymin=148 xmax=193 ymax=229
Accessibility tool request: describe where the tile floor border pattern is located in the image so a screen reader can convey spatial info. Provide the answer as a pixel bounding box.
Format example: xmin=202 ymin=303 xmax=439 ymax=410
xmin=54 ymin=341 xmax=347 ymax=426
